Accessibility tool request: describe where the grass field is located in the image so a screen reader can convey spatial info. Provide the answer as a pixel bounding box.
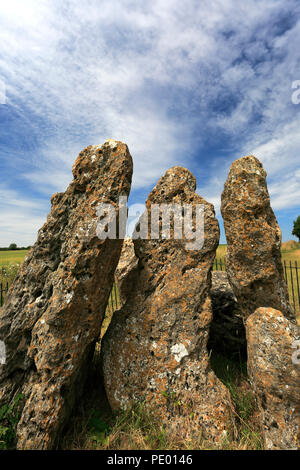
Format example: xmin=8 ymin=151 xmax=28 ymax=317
xmin=0 ymin=250 xmax=29 ymax=266
xmin=2 ymin=242 xmax=299 ymax=267
xmin=216 ymin=241 xmax=300 ymax=262
xmin=1 ymin=244 xmax=299 ymax=315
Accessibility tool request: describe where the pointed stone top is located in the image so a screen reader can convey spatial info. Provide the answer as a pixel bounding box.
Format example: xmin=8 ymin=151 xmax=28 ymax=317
xmin=228 ymin=155 xmax=266 ymax=178
xmin=147 ymin=166 xmax=197 ymax=204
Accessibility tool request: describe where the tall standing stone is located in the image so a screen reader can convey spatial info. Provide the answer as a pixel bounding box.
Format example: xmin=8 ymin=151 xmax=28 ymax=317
xmin=246 ymin=307 xmax=300 ymax=450
xmin=102 ymin=166 xmax=232 ymax=442
xmin=0 ymin=140 xmax=133 ymax=449
xmin=221 ymin=155 xmax=294 ymax=321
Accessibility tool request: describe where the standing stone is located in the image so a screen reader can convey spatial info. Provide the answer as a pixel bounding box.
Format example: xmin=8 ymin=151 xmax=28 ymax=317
xmin=114 ymin=238 xmax=138 ymax=307
xmin=246 ymin=308 xmax=300 ymax=450
xmin=0 ymin=140 xmax=133 ymax=449
xmin=102 ymin=166 xmax=232 ymax=442
xmin=221 ymin=155 xmax=294 ymax=321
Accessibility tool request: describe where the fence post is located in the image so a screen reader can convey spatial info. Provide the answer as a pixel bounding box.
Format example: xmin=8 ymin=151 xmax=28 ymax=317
xmin=289 ymin=260 xmax=296 ymax=312
xmin=213 ymin=258 xmax=299 ymax=315
xmin=295 ymin=261 xmax=300 ymax=312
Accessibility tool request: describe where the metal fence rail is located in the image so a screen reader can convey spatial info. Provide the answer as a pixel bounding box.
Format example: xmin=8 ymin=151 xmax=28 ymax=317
xmin=213 ymin=258 xmax=300 ymax=314
xmin=282 ymin=260 xmax=300 ymax=314
xmin=105 ymin=283 xmax=120 ymax=317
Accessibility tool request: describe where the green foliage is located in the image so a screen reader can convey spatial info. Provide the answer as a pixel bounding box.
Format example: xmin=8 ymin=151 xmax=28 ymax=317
xmin=0 ymin=264 xmax=21 ymax=282
xmin=88 ymin=409 xmax=110 ymax=447
xmin=210 ymin=353 xmax=263 ymax=450
xmin=8 ymin=243 xmax=17 ymax=251
xmin=0 ymin=394 xmax=24 ymax=449
xmin=292 ymin=216 xmax=300 ymax=241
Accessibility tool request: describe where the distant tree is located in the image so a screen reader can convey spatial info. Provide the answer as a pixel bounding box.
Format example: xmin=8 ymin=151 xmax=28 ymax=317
xmin=8 ymin=243 xmax=17 ymax=250
xmin=292 ymin=216 xmax=300 ymax=242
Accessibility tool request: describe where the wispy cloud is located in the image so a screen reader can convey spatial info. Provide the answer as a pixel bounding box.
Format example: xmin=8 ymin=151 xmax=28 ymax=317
xmin=0 ymin=0 xmax=300 ymax=244
xmin=0 ymin=185 xmax=47 ymax=246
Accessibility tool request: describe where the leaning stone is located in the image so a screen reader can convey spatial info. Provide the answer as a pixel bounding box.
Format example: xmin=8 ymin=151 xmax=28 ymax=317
xmin=114 ymin=238 xmax=138 ymax=307
xmin=102 ymin=166 xmax=232 ymax=443
xmin=221 ymin=155 xmax=294 ymax=321
xmin=0 ymin=140 xmax=133 ymax=449
xmin=246 ymin=307 xmax=300 ymax=450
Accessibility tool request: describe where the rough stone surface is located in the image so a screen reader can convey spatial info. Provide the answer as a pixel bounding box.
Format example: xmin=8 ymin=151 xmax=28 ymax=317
xmin=221 ymin=155 xmax=294 ymax=321
xmin=102 ymin=166 xmax=232 ymax=442
xmin=246 ymin=307 xmax=300 ymax=450
xmin=0 ymin=140 xmax=133 ymax=449
xmin=208 ymin=271 xmax=246 ymax=359
xmin=114 ymin=238 xmax=138 ymax=307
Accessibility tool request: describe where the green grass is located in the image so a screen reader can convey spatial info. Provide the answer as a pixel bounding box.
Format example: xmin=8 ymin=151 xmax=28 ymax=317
xmin=216 ymin=244 xmax=227 ymax=259
xmin=216 ymin=241 xmax=300 ymax=263
xmin=0 ymin=393 xmax=24 ymax=450
xmin=1 ymin=245 xmax=299 ymax=315
xmin=1 ymin=244 xmax=299 ymax=269
xmin=0 ymin=251 xmax=29 ymax=306
xmin=0 ymin=250 xmax=29 ymax=267
xmin=61 ymin=349 xmax=263 ymax=451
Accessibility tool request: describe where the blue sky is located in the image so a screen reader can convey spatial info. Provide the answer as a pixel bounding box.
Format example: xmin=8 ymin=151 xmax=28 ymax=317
xmin=0 ymin=0 xmax=300 ymax=246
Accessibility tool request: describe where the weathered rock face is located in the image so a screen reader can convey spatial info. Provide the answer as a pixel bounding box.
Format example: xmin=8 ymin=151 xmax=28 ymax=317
xmin=208 ymin=271 xmax=246 ymax=359
xmin=114 ymin=238 xmax=138 ymax=307
xmin=221 ymin=155 xmax=294 ymax=321
xmin=102 ymin=166 xmax=232 ymax=442
xmin=246 ymin=308 xmax=300 ymax=450
xmin=0 ymin=140 xmax=133 ymax=449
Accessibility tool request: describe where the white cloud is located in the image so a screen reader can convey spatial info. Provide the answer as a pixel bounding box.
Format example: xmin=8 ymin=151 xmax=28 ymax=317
xmin=0 ymin=0 xmax=300 ymax=244
xmin=0 ymin=185 xmax=47 ymax=246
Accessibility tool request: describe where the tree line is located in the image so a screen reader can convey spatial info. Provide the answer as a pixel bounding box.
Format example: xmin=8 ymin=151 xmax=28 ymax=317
xmin=0 ymin=244 xmax=32 ymax=251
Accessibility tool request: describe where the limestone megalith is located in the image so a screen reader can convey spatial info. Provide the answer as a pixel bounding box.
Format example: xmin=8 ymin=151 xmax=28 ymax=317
xmin=221 ymin=155 xmax=294 ymax=321
xmin=0 ymin=140 xmax=133 ymax=449
xmin=102 ymin=166 xmax=232 ymax=442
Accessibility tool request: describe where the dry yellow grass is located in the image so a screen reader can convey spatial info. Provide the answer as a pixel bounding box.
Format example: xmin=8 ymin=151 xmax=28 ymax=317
xmin=216 ymin=241 xmax=300 ymax=263
xmin=61 ymin=351 xmax=263 ymax=451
